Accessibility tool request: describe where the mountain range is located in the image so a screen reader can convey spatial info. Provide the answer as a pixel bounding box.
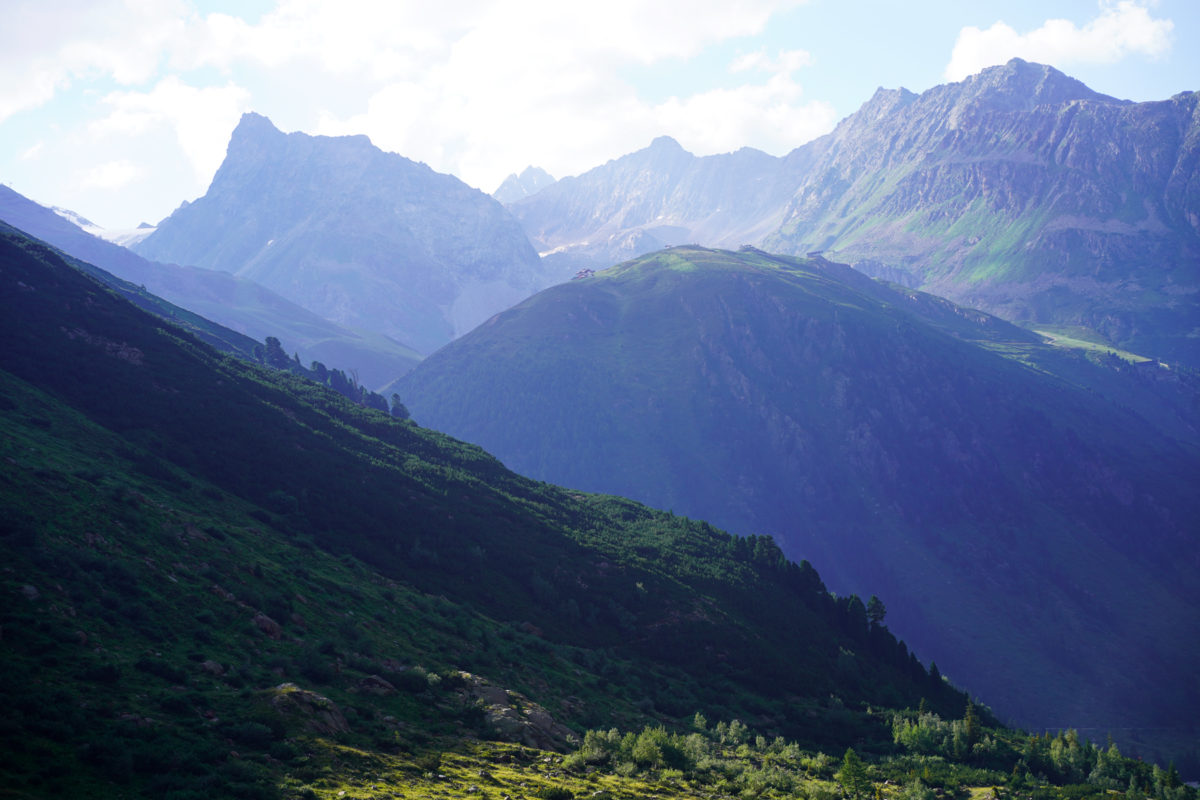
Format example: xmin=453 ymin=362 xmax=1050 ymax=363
xmin=395 ymin=245 xmax=1200 ymax=764
xmin=4 ymin=54 xmax=1200 ymax=795
xmin=509 ymin=136 xmax=801 ymax=267
xmin=507 ymin=59 xmax=1200 ymax=366
xmin=135 ymin=113 xmax=559 ymax=355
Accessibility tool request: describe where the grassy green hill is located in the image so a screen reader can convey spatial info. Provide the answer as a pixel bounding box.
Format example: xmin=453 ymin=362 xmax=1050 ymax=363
xmin=395 ymin=246 xmax=1200 ymax=767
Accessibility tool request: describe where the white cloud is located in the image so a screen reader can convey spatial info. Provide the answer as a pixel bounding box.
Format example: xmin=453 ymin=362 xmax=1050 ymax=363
xmin=80 ymin=159 xmax=146 ymax=190
xmin=304 ymin=1 xmax=824 ymax=189
xmin=945 ymin=1 xmax=1174 ymax=81
xmin=653 ymin=76 xmax=836 ymax=160
xmin=0 ymin=0 xmax=191 ymax=122
xmin=91 ymin=77 xmax=251 ymax=184
xmin=653 ymin=47 xmax=832 ymax=159
xmin=731 ymin=48 xmax=813 ymax=74
xmin=194 ymin=0 xmax=804 ymax=76
xmin=2 ymin=0 xmax=823 ymax=222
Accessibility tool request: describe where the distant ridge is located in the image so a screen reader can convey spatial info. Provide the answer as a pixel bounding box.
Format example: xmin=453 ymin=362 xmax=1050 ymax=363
xmin=510 ymin=135 xmax=797 ymax=269
xmin=494 ymin=165 xmax=556 ymax=204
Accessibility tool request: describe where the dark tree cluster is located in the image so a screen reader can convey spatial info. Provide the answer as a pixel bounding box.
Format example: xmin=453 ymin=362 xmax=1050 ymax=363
xmin=253 ymin=336 xmax=400 ymax=417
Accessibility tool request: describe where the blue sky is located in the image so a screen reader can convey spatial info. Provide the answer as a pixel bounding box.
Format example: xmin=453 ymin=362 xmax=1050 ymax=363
xmin=2 ymin=0 xmax=1196 ymax=230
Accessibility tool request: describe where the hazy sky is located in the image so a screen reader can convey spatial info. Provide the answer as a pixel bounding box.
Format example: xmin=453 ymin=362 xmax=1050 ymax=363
xmin=2 ymin=0 xmax=1196 ymax=230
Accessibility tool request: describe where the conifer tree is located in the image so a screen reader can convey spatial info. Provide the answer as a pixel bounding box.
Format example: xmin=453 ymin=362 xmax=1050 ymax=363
xmin=965 ymin=701 xmax=980 ymax=749
xmin=838 ymin=747 xmax=871 ymax=799
xmin=263 ymin=336 xmax=291 ymax=369
xmin=867 ymin=595 xmax=887 ymax=626
xmin=390 ymin=393 xmax=410 ymax=419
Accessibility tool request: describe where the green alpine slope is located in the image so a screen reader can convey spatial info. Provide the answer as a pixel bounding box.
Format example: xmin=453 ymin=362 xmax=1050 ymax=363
xmin=0 ymin=223 xmax=977 ymax=796
xmin=397 ymin=245 xmax=1200 ymax=765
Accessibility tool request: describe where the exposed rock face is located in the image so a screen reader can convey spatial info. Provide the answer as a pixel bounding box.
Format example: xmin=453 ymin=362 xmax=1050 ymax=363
xmin=200 ymin=659 xmax=224 ymax=676
xmin=357 ymin=674 xmax=396 ymax=695
xmin=135 ymin=113 xmax=555 ymax=354
xmin=494 ymin=166 xmax=556 ymax=205
xmin=251 ymin=612 xmax=282 ymax=640
xmin=765 ymin=58 xmax=1200 ymax=365
xmin=455 ymin=672 xmax=576 ymax=751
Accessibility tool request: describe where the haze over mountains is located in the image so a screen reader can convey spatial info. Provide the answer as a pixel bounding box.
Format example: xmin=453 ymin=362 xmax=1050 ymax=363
xmin=493 ymin=166 xmax=557 ymax=205
xmin=0 ymin=186 xmax=421 ymax=389
xmin=508 ymin=135 xmax=800 ymax=268
xmin=2 ymin=55 xmax=1199 ymax=794
xmin=135 ymin=113 xmax=558 ymax=356
xmin=508 ymin=59 xmax=1200 ymax=365
xmin=396 ymin=245 xmax=1200 ymax=756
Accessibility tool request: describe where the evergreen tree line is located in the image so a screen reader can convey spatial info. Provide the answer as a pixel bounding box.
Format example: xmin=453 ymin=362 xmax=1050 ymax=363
xmin=558 ymin=709 xmax=1195 ymax=800
xmin=253 ymin=335 xmax=409 ymax=419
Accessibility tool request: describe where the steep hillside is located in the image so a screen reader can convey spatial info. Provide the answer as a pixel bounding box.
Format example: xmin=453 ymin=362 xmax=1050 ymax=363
xmin=135 ymin=113 xmax=555 ymax=354
xmin=396 ymin=246 xmax=1200 ymax=763
xmin=765 ymin=59 xmax=1200 ymax=366
xmin=0 ymin=186 xmax=420 ymax=388
xmin=0 ymin=219 xmax=263 ymax=360
xmin=0 ymin=225 xmax=977 ymax=796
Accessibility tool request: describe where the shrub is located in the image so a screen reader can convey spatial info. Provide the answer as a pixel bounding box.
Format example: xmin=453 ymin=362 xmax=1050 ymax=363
xmin=393 ymin=668 xmax=430 ymax=693
xmin=224 ymin=721 xmax=276 ymax=748
xmin=81 ymin=663 xmax=121 ymax=684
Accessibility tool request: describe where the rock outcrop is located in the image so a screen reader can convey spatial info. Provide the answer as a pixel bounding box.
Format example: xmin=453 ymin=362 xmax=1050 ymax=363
xmin=454 ymin=672 xmax=577 ymax=751
xmin=268 ymin=683 xmax=349 ymax=736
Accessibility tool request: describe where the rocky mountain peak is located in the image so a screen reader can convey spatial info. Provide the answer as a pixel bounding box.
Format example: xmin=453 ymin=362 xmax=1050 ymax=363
xmin=222 ymin=112 xmax=377 ymax=178
xmin=231 ymin=110 xmax=283 ymax=138
xmin=647 ymin=134 xmax=685 ymax=152
xmin=954 ymin=57 xmax=1121 ymax=112
xmin=829 ymin=86 xmax=918 ymax=140
xmin=224 ymin=111 xmax=287 ymax=157
xmin=860 ymin=86 xmax=918 ymax=120
xmin=765 ymin=60 xmax=1198 ymax=364
xmin=134 ymin=114 xmax=551 ymax=354
xmin=623 ymin=135 xmax=695 ymax=175
xmin=494 ymin=165 xmax=557 ymax=205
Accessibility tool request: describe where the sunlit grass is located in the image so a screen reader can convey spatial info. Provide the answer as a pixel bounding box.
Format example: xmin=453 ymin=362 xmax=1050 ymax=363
xmin=1033 ymin=327 xmax=1153 ymax=363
